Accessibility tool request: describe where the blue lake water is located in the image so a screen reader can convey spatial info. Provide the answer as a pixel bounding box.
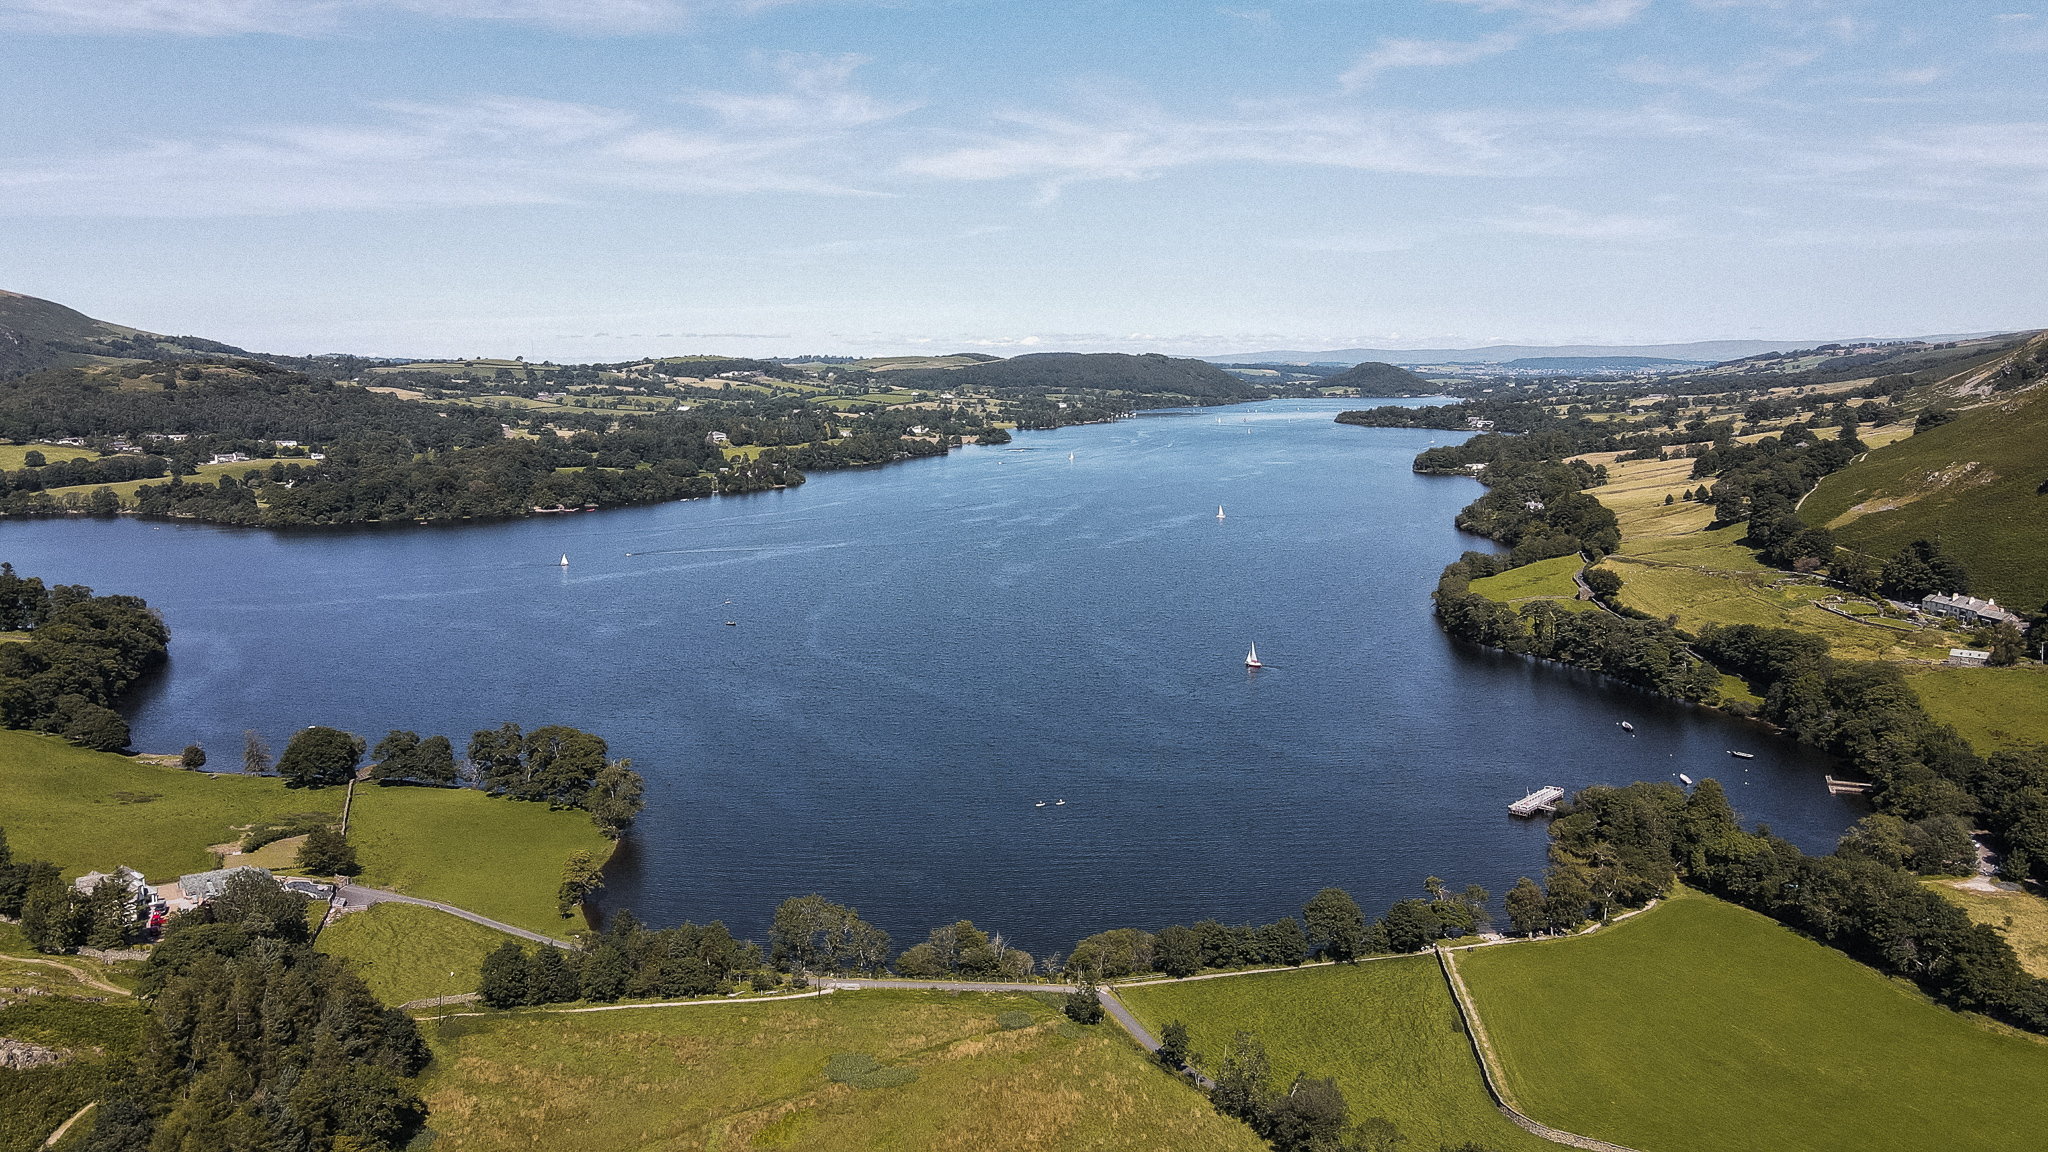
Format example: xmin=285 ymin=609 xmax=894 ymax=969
xmin=2 ymin=398 xmax=1862 ymax=958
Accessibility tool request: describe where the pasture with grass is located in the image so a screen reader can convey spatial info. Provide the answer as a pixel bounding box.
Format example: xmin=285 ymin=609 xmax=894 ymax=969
xmin=0 ymin=728 xmax=335 ymax=881
xmin=1460 ymin=887 xmax=2048 ymax=1152
xmin=1117 ymin=959 xmax=1550 ymax=1151
xmin=314 ymin=901 xmax=517 ymax=1007
xmin=1929 ymin=880 xmax=2048 ymax=981
xmin=1907 ymin=665 xmax=2048 ymax=752
xmin=345 ymin=783 xmax=616 ymax=938
xmin=416 ymin=989 xmax=1260 ymax=1151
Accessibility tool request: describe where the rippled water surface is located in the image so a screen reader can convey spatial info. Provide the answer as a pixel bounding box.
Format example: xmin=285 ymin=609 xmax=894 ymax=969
xmin=3 ymin=399 xmax=1862 ymax=954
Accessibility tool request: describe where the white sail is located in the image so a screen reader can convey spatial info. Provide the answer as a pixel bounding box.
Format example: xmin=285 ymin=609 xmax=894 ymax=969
xmin=559 ymin=554 xmax=569 ymax=567
xmin=1217 ymin=505 xmax=1225 ymax=519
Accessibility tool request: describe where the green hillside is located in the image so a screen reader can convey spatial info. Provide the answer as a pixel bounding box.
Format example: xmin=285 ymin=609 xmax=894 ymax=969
xmin=1319 ymin=359 xmax=1432 ymax=395
xmin=0 ymin=288 xmax=247 ymax=377
xmin=1803 ymin=345 xmax=2048 ymax=610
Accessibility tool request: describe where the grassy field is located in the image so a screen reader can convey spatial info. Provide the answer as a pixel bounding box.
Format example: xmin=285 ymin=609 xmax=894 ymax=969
xmin=1459 ymin=887 xmax=2048 ymax=1152
xmin=1804 ymin=371 xmax=2048 ymax=610
xmin=415 ymin=989 xmax=1262 ymax=1152
xmin=0 ymin=729 xmax=337 ymax=882
xmin=1928 ymin=880 xmax=2048 ymax=980
xmin=1906 ymin=665 xmax=2048 ymax=752
xmin=1118 ymin=959 xmax=1549 ymax=1151
xmin=316 ymin=902 xmax=515 ymax=1006
xmin=1599 ymin=558 xmax=1955 ymax=662
xmin=1467 ymin=554 xmax=1595 ymax=611
xmin=345 ymin=784 xmax=614 ymax=938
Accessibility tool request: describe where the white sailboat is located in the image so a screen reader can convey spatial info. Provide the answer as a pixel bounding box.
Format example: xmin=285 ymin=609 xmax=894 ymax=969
xmin=1245 ymin=642 xmax=1263 ymax=669
xmin=559 ymin=554 xmax=569 ymax=567
xmin=1217 ymin=505 xmax=1226 ymax=519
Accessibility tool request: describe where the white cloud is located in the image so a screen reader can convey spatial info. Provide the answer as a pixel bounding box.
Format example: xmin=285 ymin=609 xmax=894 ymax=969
xmin=901 ymin=102 xmax=1536 ymax=190
xmin=0 ymin=74 xmax=909 ymax=216
xmin=1438 ymin=0 xmax=1650 ymax=33
xmin=1618 ymin=47 xmax=1821 ymax=95
xmin=1342 ymin=34 xmax=1522 ymax=88
xmin=1487 ymin=204 xmax=1682 ymax=238
xmin=0 ymin=0 xmax=718 ymax=36
xmin=688 ymin=54 xmax=918 ymax=128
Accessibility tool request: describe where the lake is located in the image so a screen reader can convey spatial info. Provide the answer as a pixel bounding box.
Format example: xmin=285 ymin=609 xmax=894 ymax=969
xmin=1 ymin=398 xmax=1862 ymax=958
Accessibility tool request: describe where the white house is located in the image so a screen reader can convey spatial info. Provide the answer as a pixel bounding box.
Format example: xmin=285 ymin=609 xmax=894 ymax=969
xmin=1921 ymin=593 xmax=2023 ymax=628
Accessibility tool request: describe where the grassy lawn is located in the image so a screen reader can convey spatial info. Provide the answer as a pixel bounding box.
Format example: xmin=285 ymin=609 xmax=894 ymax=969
xmin=0 ymin=729 xmax=337 ymax=882
xmin=1928 ymin=880 xmax=2048 ymax=980
xmin=1460 ymin=887 xmax=2048 ymax=1152
xmin=345 ymin=784 xmax=613 ymax=938
xmin=1467 ymin=554 xmax=1592 ymax=610
xmin=1907 ymin=665 xmax=2048 ymax=752
xmin=1118 ymin=959 xmax=1549 ymax=1151
xmin=316 ymin=902 xmax=516 ymax=1006
xmin=416 ymin=989 xmax=1262 ymax=1152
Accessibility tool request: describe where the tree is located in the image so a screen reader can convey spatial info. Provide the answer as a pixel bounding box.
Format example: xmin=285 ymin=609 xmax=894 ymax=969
xmin=210 ymin=869 xmax=311 ymax=943
xmin=586 ymin=758 xmax=645 ymax=839
xmin=243 ymin=729 xmax=272 ymax=774
xmin=53 ymin=697 xmax=128 ymax=751
xmin=557 ymin=849 xmax=605 ymax=917
xmin=1987 ymin=621 xmax=2026 ymax=667
xmin=371 ymin=731 xmax=458 ymax=786
xmin=1582 ymin=567 xmax=1623 ymax=602
xmin=1257 ymin=917 xmax=1309 ymax=966
xmin=522 ymin=725 xmax=609 ymax=806
xmin=1063 ymin=982 xmax=1103 ymax=1025
xmin=370 ymin=729 xmax=421 ymax=780
xmin=1301 ymin=887 xmax=1367 ymax=961
xmin=1381 ymin=899 xmax=1440 ymax=953
xmin=478 ymin=940 xmax=532 ymax=1008
xmin=769 ymin=893 xmax=890 ymax=974
xmin=277 ymin=726 xmax=365 ymax=788
xmin=20 ymin=862 xmax=81 ymax=953
xmin=297 ymin=826 xmax=360 ymax=875
xmin=1210 ymin=1029 xmax=1272 ymax=1121
xmin=1155 ymin=924 xmax=1202 ymax=978
xmin=1264 ymin=1073 xmax=1351 ymax=1152
xmin=1505 ymin=877 xmax=1547 ymax=936
xmin=1157 ymin=1020 xmax=1193 ymax=1070
xmin=180 ymin=744 xmax=206 ymax=769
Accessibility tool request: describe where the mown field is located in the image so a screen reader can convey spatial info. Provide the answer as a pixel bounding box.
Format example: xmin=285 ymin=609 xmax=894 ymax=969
xmin=1929 ymin=880 xmax=2048 ymax=980
xmin=346 ymin=784 xmax=614 ymax=938
xmin=1467 ymin=553 xmax=1594 ymax=611
xmin=1804 ymin=377 xmax=2048 ymax=610
xmin=315 ymin=901 xmax=516 ymax=1007
xmin=415 ymin=989 xmax=1262 ymax=1152
xmin=0 ymin=729 xmax=336 ymax=882
xmin=1118 ymin=959 xmax=1549 ymax=1151
xmin=1460 ymin=887 xmax=2048 ymax=1152
xmin=1906 ymin=665 xmax=2048 ymax=753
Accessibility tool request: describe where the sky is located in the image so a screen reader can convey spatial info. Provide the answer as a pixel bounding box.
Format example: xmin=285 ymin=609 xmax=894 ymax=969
xmin=2 ymin=0 xmax=2045 ymax=361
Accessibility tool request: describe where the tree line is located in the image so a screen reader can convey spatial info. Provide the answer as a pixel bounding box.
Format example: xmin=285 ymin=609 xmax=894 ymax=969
xmin=263 ymin=721 xmax=646 ymax=840
xmin=0 ymin=565 xmax=168 ymax=751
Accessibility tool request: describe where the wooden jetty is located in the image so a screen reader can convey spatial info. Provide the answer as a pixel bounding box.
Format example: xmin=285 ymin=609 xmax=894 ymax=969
xmin=1825 ymin=776 xmax=1875 ymax=796
xmin=1509 ymin=786 xmax=1566 ymax=817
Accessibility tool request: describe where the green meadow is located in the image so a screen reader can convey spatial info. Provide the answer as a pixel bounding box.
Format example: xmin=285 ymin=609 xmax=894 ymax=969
xmin=1117 ymin=959 xmax=1549 ymax=1151
xmin=346 ymin=784 xmax=614 ymax=938
xmin=315 ymin=901 xmax=515 ymax=1007
xmin=1906 ymin=665 xmax=2048 ymax=752
xmin=416 ymin=989 xmax=1262 ymax=1152
xmin=0 ymin=729 xmax=335 ymax=882
xmin=1460 ymin=888 xmax=2048 ymax=1152
xmin=1467 ymin=553 xmax=1594 ymax=611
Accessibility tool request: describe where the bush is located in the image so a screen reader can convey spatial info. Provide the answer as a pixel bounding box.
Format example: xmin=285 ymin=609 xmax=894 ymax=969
xmin=180 ymin=744 xmax=206 ymax=769
xmin=295 ymin=825 xmax=360 ymax=875
xmin=1063 ymin=985 xmax=1103 ymax=1025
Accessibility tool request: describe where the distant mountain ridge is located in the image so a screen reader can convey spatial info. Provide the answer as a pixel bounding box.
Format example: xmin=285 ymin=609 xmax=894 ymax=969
xmin=1205 ymin=335 xmax=2008 ymax=367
